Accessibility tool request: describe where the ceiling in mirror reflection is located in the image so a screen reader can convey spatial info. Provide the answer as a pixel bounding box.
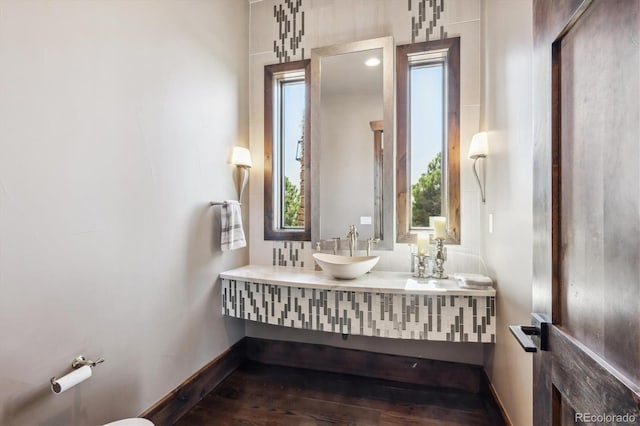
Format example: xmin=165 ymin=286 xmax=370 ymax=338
xmin=320 ymin=49 xmax=383 ymax=96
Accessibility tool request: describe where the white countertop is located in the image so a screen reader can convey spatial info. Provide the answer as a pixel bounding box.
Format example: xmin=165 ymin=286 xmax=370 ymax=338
xmin=220 ymin=265 xmax=496 ymax=296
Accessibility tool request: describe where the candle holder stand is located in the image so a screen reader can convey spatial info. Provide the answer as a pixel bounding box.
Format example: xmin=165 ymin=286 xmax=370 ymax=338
xmin=411 ymin=254 xmax=430 ymax=278
xmin=432 ymin=238 xmax=448 ymax=279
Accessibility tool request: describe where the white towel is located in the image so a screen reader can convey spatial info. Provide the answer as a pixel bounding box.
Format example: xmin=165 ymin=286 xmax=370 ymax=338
xmin=458 ymin=282 xmax=494 ymax=290
xmin=453 ymin=273 xmax=493 ymax=289
xmin=221 ymin=200 xmax=246 ymax=251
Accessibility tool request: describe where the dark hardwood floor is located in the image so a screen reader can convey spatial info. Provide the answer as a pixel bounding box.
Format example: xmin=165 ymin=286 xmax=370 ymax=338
xmin=174 ymin=361 xmax=503 ymax=425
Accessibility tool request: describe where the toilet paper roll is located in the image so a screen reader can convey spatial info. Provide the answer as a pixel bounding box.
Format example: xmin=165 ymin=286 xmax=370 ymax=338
xmin=51 ymin=365 xmax=92 ymax=394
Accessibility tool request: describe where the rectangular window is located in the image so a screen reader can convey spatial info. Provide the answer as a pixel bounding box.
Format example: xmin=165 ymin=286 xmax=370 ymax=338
xmin=264 ymin=60 xmax=311 ymax=241
xmin=396 ymin=38 xmax=460 ymax=244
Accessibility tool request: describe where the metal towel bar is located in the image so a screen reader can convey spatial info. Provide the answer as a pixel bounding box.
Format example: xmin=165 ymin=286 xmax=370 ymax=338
xmin=210 ymin=201 xmax=241 ymax=206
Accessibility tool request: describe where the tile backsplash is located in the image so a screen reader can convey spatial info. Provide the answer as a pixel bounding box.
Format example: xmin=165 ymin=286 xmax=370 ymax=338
xmin=270 ymin=240 xmax=484 ymax=276
xmin=272 ymin=241 xmax=309 ymax=267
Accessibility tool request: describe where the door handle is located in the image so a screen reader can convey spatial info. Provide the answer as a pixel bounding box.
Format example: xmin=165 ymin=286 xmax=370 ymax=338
xmin=509 ymin=313 xmax=549 ymax=353
xmin=509 ymin=325 xmax=539 ymax=352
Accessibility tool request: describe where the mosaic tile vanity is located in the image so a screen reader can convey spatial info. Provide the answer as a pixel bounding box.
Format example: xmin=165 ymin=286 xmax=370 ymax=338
xmin=220 ymin=266 xmax=496 ymax=343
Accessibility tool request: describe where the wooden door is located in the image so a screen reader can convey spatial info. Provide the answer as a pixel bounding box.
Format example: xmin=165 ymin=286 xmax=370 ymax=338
xmin=513 ymin=0 xmax=640 ymax=424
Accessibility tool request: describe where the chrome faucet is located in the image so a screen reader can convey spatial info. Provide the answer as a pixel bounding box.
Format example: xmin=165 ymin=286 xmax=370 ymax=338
xmin=331 ymin=237 xmax=340 ymax=255
xmin=347 ymin=225 xmax=359 ymax=256
xmin=367 ymin=238 xmax=380 ymax=256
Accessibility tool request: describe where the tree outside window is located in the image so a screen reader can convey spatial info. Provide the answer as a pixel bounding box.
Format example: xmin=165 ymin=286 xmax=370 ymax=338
xmin=411 ymin=152 xmax=442 ymax=227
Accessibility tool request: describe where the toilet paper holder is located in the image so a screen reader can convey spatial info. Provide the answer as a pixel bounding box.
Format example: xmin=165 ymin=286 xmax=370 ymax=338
xmin=50 ymin=355 xmax=104 ymax=389
xmin=71 ymin=355 xmax=104 ymax=369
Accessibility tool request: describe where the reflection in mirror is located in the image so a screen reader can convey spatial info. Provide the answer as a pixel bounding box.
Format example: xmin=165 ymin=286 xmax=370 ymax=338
xmin=319 ymin=48 xmax=382 ymax=240
xmin=264 ymin=60 xmax=311 ymax=241
xmin=397 ymin=37 xmax=460 ymax=244
xmin=311 ymin=37 xmax=394 ymax=250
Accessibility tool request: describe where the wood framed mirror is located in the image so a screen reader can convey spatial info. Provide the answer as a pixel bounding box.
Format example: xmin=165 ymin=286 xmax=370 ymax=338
xmin=310 ymin=36 xmax=394 ymax=250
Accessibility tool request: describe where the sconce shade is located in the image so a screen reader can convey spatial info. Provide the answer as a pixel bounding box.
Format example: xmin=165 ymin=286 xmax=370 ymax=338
xmin=468 ymin=132 xmax=488 ymax=159
xmin=231 ymin=146 xmax=252 ymax=168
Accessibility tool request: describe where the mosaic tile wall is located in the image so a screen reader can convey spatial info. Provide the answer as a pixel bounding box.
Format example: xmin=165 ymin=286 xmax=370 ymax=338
xmin=272 ymin=241 xmax=308 ymax=267
xmin=409 ymin=0 xmax=448 ymax=43
xmin=222 ymin=279 xmax=496 ymax=343
xmin=273 ymin=0 xmax=305 ymax=63
xmin=270 ymin=0 xmax=448 ymax=61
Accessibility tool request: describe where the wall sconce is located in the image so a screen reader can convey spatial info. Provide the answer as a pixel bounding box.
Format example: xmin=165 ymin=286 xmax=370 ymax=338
xmin=231 ymin=146 xmax=252 ymax=201
xmin=468 ymin=132 xmax=488 ymax=203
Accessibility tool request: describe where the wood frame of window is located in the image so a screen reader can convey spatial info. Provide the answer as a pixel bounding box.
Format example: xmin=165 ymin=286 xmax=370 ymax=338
xmin=396 ymin=37 xmax=460 ymax=244
xmin=264 ymin=60 xmax=311 ymax=241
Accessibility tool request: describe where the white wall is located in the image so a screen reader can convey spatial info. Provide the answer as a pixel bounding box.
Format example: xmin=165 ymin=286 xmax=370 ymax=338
xmin=480 ymin=1 xmax=534 ymax=425
xmin=0 ymin=1 xmax=249 ymax=424
xmin=248 ymin=0 xmax=486 ymax=364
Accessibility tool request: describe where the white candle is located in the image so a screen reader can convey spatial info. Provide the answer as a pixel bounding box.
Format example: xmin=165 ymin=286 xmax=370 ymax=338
xmin=417 ymin=233 xmax=429 ymax=256
xmin=431 ymin=217 xmax=447 ymax=240
xmin=429 ymin=216 xmax=445 ymax=228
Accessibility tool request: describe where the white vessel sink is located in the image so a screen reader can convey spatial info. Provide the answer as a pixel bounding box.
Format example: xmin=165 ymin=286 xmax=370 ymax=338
xmin=312 ymin=253 xmax=380 ymax=280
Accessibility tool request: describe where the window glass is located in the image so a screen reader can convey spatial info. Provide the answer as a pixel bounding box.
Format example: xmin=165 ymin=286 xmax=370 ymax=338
xmin=409 ymin=63 xmax=445 ymax=228
xmin=279 ymin=80 xmax=305 ymax=229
